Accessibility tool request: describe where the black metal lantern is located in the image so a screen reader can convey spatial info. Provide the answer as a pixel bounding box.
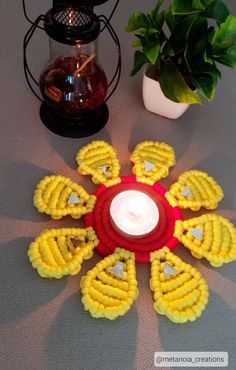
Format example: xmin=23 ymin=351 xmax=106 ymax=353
xmin=22 ymin=0 xmax=121 ymax=137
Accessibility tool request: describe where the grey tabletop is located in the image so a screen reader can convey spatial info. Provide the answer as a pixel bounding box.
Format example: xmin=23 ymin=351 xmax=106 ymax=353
xmin=1 ymin=1 xmax=236 ymax=370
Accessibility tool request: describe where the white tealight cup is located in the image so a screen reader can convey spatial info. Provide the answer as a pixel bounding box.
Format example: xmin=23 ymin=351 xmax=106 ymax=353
xmin=110 ymin=190 xmax=159 ymax=238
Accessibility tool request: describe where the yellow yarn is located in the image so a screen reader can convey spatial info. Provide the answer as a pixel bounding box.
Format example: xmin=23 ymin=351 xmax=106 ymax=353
xmin=28 ymin=140 xmax=236 ymax=323
xmin=165 ymin=170 xmax=224 ymax=210
xmin=180 ymin=214 xmax=236 ymax=267
xmin=130 ymin=141 xmax=176 ymax=184
xmin=150 ymin=248 xmax=209 ymax=323
xmin=103 ymin=177 xmax=121 ymax=188
xmin=173 ymin=220 xmax=184 ymax=241
xmin=34 ymin=175 xmax=96 ymax=220
xmin=28 ymin=227 xmax=98 ymax=278
xmin=80 ymin=248 xmax=138 ymax=320
xmin=76 ymin=141 xmax=121 ymax=184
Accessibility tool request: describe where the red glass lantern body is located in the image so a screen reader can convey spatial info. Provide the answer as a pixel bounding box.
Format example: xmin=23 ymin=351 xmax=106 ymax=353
xmin=40 ymin=39 xmax=108 ymax=116
xmin=23 ymin=2 xmax=121 ymax=138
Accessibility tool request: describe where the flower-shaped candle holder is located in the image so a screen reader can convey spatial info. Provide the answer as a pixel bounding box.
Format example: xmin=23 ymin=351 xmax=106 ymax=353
xmin=28 ymin=141 xmax=236 ymax=323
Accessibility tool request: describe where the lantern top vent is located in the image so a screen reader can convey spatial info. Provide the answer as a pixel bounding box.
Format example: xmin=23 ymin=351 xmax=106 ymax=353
xmin=44 ymin=5 xmax=100 ymax=45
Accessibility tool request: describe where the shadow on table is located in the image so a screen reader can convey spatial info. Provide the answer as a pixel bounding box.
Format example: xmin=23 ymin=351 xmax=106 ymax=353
xmin=46 ymin=293 xmax=138 ymax=370
xmin=49 ymin=127 xmax=112 ymax=170
xmin=0 ymin=237 xmax=66 ymax=323
xmin=158 ymin=291 xmax=236 ymax=369
xmin=201 ymin=258 xmax=236 ymax=285
xmin=0 ymin=160 xmax=51 ymax=222
xmin=127 ymin=107 xmax=195 ymax=168
xmin=194 ymin=152 xmax=236 ymax=212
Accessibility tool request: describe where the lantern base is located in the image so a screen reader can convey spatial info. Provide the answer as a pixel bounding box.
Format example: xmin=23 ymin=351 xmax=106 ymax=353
xmin=39 ymin=103 xmax=109 ymax=138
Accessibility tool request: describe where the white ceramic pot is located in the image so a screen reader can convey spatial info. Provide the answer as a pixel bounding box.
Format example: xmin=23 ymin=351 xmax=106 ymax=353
xmin=142 ymin=68 xmax=190 ymax=119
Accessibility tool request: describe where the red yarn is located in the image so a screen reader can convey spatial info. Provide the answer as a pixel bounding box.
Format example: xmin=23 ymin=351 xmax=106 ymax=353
xmin=85 ymin=176 xmax=182 ymax=263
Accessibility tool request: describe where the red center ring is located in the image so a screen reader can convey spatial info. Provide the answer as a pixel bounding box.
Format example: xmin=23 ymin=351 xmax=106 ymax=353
xmin=85 ymin=176 xmax=182 ymax=263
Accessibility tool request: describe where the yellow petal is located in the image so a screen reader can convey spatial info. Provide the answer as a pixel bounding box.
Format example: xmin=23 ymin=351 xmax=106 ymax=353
xmin=150 ymin=248 xmax=209 ymax=323
xmin=76 ymin=141 xmax=121 ymax=185
xmin=165 ymin=170 xmax=223 ymax=210
xmin=34 ymin=175 xmax=96 ymax=220
xmin=180 ymin=214 xmax=236 ymax=267
xmin=130 ymin=141 xmax=176 ymax=185
xmin=28 ymin=227 xmax=98 ymax=278
xmin=80 ymin=248 xmax=138 ymax=320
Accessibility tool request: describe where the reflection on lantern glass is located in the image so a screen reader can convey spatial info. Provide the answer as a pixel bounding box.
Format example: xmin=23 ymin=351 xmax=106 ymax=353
xmin=40 ymin=55 xmax=108 ymax=115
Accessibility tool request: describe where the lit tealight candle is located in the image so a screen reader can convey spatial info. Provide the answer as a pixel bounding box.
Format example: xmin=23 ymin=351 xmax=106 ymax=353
xmin=110 ymin=190 xmax=159 ymax=238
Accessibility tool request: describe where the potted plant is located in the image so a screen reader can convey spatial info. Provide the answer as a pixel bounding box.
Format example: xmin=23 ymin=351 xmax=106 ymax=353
xmin=126 ymin=0 xmax=236 ymax=119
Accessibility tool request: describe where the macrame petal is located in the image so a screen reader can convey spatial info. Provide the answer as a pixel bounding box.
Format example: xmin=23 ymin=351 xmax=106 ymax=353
xmin=150 ymin=248 xmax=209 ymax=323
xmin=28 ymin=227 xmax=98 ymax=278
xmin=165 ymin=170 xmax=223 ymax=210
xmin=76 ymin=141 xmax=121 ymax=185
xmin=180 ymin=214 xmax=236 ymax=267
xmin=34 ymin=175 xmax=95 ymax=220
xmin=130 ymin=141 xmax=176 ymax=185
xmin=80 ymin=248 xmax=138 ymax=319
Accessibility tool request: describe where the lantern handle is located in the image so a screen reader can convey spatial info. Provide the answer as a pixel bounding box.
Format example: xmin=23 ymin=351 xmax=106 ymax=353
xmin=100 ymin=0 xmax=120 ymax=32
xmin=23 ymin=15 xmax=45 ymax=102
xmin=22 ymin=0 xmax=45 ymax=31
xmin=99 ymin=15 xmax=121 ymax=102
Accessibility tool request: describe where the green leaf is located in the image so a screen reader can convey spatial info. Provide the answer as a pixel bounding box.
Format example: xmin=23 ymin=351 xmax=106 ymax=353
xmin=205 ymin=0 xmax=229 ymax=23
xmin=192 ymin=73 xmax=217 ymax=100
xmin=204 ymin=50 xmax=214 ymax=64
xmin=190 ymin=34 xmax=208 ymax=56
xmin=132 ymin=39 xmax=142 ymax=48
xmin=184 ymin=17 xmax=208 ymax=57
xmin=150 ymin=1 xmax=165 ymax=22
xmin=146 ymin=28 xmax=160 ymax=36
xmin=156 ymin=0 xmax=165 ymax=10
xmin=144 ymin=43 xmax=160 ymax=64
xmin=169 ymin=15 xmax=198 ymax=54
xmin=133 ymin=28 xmax=147 ymax=36
xmin=150 ymin=0 xmax=165 ymax=16
xmin=172 ymin=0 xmax=203 ymax=14
xmin=130 ymin=50 xmax=148 ymax=76
xmin=159 ymin=61 xmax=201 ymax=104
xmin=214 ymin=45 xmax=236 ymax=67
xmin=162 ymin=42 xmax=175 ymax=56
xmin=207 ymin=26 xmax=215 ymax=43
xmin=150 ymin=9 xmax=165 ymax=30
xmin=126 ymin=12 xmax=149 ymax=32
xmin=211 ymin=15 xmax=236 ymax=53
xmin=192 ymin=0 xmax=204 ymax=9
xmin=193 ymin=62 xmax=221 ymax=78
xmin=184 ymin=17 xmax=209 ymax=70
xmin=201 ymin=0 xmax=215 ymax=5
xmin=165 ymin=6 xmax=176 ymax=32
